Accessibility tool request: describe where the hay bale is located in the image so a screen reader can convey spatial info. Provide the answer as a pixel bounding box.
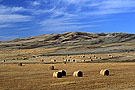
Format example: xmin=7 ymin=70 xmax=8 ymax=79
xmin=63 ymin=59 xmax=67 ymax=62
xmin=108 ymin=54 xmax=111 ymax=56
xmin=58 ymin=70 xmax=66 ymax=76
xmin=83 ymin=56 xmax=85 ymax=58
xmin=40 ymin=59 xmax=44 ymax=62
xmin=51 ymin=59 xmax=56 ymax=62
xmin=22 ymin=57 xmax=27 ymax=60
xmin=72 ymin=60 xmax=76 ymax=62
xmin=2 ymin=60 xmax=6 ymax=62
xmin=73 ymin=71 xmax=83 ymax=77
xmin=63 ymin=61 xmax=66 ymax=64
xmin=90 ymin=59 xmax=93 ymax=61
xmin=18 ymin=63 xmax=23 ymax=66
xmin=100 ymin=69 xmax=109 ymax=76
xmin=49 ymin=66 xmax=55 ymax=70
xmin=82 ymin=60 xmax=85 ymax=62
xmin=53 ymin=72 xmax=62 ymax=78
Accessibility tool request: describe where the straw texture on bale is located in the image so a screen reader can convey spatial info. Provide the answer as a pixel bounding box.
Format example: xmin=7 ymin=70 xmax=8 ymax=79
xmin=100 ymin=69 xmax=109 ymax=76
xmin=18 ymin=63 xmax=23 ymax=66
xmin=49 ymin=66 xmax=54 ymax=70
xmin=58 ymin=70 xmax=66 ymax=76
xmin=53 ymin=72 xmax=62 ymax=78
xmin=82 ymin=60 xmax=85 ymax=62
xmin=73 ymin=71 xmax=83 ymax=77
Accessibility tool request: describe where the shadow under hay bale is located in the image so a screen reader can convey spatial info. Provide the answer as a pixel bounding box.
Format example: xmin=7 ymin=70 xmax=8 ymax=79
xmin=49 ymin=66 xmax=55 ymax=70
xmin=58 ymin=70 xmax=66 ymax=76
xmin=73 ymin=71 xmax=83 ymax=77
xmin=53 ymin=72 xmax=62 ymax=78
xmin=100 ymin=69 xmax=109 ymax=76
xmin=18 ymin=63 xmax=23 ymax=66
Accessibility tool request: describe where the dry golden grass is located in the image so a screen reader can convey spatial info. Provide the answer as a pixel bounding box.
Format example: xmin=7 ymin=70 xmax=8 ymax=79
xmin=0 ymin=63 xmax=135 ymax=90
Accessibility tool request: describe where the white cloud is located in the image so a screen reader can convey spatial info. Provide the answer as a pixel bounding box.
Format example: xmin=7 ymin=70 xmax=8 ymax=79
xmin=0 ymin=24 xmax=14 ymax=28
xmin=0 ymin=14 xmax=32 ymax=23
xmin=0 ymin=5 xmax=29 ymax=14
xmin=100 ymin=0 xmax=135 ymax=9
xmin=32 ymin=1 xmax=40 ymax=6
xmin=0 ymin=5 xmax=32 ymax=23
xmin=87 ymin=0 xmax=135 ymax=15
xmin=0 ymin=0 xmax=135 ymax=36
xmin=61 ymin=0 xmax=135 ymax=15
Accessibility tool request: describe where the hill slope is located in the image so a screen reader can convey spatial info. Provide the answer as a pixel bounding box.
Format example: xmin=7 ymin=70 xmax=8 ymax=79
xmin=0 ymin=32 xmax=135 ymax=50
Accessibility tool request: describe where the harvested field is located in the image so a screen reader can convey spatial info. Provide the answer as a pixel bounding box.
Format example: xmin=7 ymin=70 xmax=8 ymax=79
xmin=0 ymin=63 xmax=135 ymax=90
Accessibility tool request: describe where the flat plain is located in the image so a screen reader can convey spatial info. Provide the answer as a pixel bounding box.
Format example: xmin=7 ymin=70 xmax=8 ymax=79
xmin=0 ymin=63 xmax=135 ymax=90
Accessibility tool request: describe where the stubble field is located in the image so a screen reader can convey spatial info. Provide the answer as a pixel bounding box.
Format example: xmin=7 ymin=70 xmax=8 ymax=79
xmin=0 ymin=63 xmax=135 ymax=90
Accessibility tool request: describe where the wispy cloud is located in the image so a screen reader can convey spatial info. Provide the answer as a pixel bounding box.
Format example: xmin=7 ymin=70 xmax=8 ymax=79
xmin=0 ymin=14 xmax=32 ymax=23
xmin=0 ymin=5 xmax=29 ymax=14
xmin=0 ymin=5 xmax=32 ymax=32
xmin=0 ymin=0 xmax=135 ymax=40
xmin=0 ymin=24 xmax=14 ymax=28
xmin=38 ymin=0 xmax=135 ymax=31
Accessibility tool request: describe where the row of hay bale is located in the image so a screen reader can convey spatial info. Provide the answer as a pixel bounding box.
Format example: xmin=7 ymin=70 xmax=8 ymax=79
xmin=50 ymin=66 xmax=109 ymax=78
xmin=53 ymin=70 xmax=67 ymax=78
xmin=53 ymin=69 xmax=109 ymax=78
xmin=53 ymin=70 xmax=83 ymax=78
xmin=63 ymin=59 xmax=76 ymax=62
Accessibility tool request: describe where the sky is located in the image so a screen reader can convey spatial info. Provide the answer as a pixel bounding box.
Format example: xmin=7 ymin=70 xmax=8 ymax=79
xmin=0 ymin=0 xmax=135 ymax=41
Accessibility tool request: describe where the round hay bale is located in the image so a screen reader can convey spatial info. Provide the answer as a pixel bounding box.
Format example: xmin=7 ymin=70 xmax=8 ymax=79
xmin=18 ymin=63 xmax=23 ymax=66
xmin=73 ymin=71 xmax=83 ymax=77
xmin=53 ymin=72 xmax=62 ymax=78
xmin=63 ymin=61 xmax=66 ymax=64
xmin=49 ymin=66 xmax=55 ymax=70
xmin=100 ymin=69 xmax=109 ymax=76
xmin=40 ymin=59 xmax=44 ymax=62
xmin=82 ymin=60 xmax=85 ymax=62
xmin=63 ymin=59 xmax=67 ymax=62
xmin=72 ymin=60 xmax=75 ymax=62
xmin=2 ymin=60 xmax=6 ymax=62
xmin=58 ymin=70 xmax=66 ymax=76
xmin=54 ymin=59 xmax=56 ymax=62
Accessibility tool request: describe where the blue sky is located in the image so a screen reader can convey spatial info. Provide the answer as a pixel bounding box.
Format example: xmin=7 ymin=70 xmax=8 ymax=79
xmin=0 ymin=0 xmax=135 ymax=41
